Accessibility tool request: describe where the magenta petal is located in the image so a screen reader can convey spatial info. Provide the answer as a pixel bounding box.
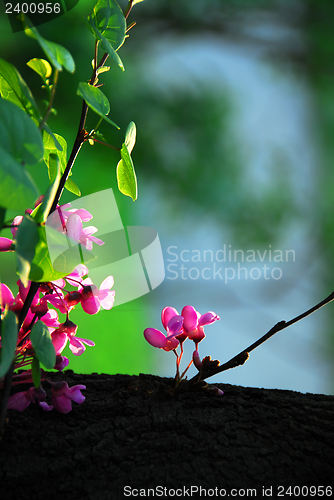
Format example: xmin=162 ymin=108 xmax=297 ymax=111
xmin=7 ymin=392 xmax=30 ymax=411
xmin=0 ymin=284 xmax=14 ymax=307
xmin=82 ymin=226 xmax=98 ymax=236
xmin=144 ymin=328 xmax=167 ymax=348
xmin=100 ymin=275 xmax=114 ymax=290
xmin=0 ymin=237 xmax=13 ymax=251
xmin=164 ymin=336 xmax=179 ymax=351
xmin=181 ymin=305 xmax=198 ymax=333
xmin=166 ymin=315 xmax=183 ymax=336
xmin=39 ymin=401 xmax=53 ymax=411
xmin=81 ymin=295 xmax=100 ymax=315
xmin=198 ymin=311 xmax=220 ymax=327
xmin=89 ymin=235 xmax=105 ymax=246
xmin=99 ymin=291 xmax=115 ymax=310
xmin=193 ymin=350 xmax=203 ymax=371
xmin=66 ymin=213 xmax=83 ymax=242
xmin=68 ymin=385 xmax=86 ymax=404
xmin=69 ymin=337 xmax=85 ymax=356
xmin=53 ymin=394 xmax=72 ymax=413
xmin=161 ymin=306 xmax=179 ymax=330
xmin=52 ymin=330 xmax=68 ymax=355
xmin=70 ymin=208 xmax=92 ymax=221
xmin=80 ymin=337 xmax=95 ymax=347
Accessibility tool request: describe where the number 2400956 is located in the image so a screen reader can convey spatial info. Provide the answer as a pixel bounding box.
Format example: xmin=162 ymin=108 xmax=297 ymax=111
xmin=5 ymin=3 xmax=61 ymax=14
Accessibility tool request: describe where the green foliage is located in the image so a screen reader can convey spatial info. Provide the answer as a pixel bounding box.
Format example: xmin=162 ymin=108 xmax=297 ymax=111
xmin=0 ymin=310 xmax=18 ymax=378
xmin=0 ymin=59 xmax=40 ymax=121
xmin=0 ymin=98 xmax=43 ymax=165
xmin=0 ymin=99 xmax=41 ymax=211
xmin=34 ymin=155 xmax=61 ymax=224
xmin=116 ymin=122 xmax=137 ymax=200
xmin=86 ymin=0 xmax=126 ymax=71
xmin=77 ymin=82 xmax=119 ymax=128
xmin=30 ymin=320 xmax=56 ymax=369
xmin=21 ymin=14 xmax=75 ymax=73
xmin=15 ymin=215 xmax=40 ymax=287
xmin=43 ymin=132 xmax=80 ymax=195
xmin=31 ymin=356 xmax=41 ymax=388
xmin=28 ymin=225 xmax=73 ymax=282
xmin=26 ymin=58 xmax=52 ymax=83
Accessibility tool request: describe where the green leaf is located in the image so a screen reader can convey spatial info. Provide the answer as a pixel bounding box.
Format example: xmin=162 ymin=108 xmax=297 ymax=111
xmin=28 ymin=225 xmax=70 ymax=282
xmin=65 ymin=177 xmax=81 ymax=196
xmin=15 ymin=215 xmax=40 ymax=287
xmin=30 ymin=320 xmax=56 ymax=369
xmin=0 ymin=207 xmax=6 ymax=229
xmin=21 ymin=15 xmax=75 ymax=73
xmin=0 ymin=98 xmax=43 ymax=165
xmin=117 ymin=143 xmax=137 ymax=200
xmin=31 ymin=355 xmax=41 ymax=388
xmin=0 ymin=310 xmax=18 ymax=378
xmin=27 ymin=58 xmax=52 ymax=82
xmin=43 ymin=131 xmax=67 ymax=178
xmin=0 ymin=58 xmax=40 ymax=121
xmin=0 ymin=144 xmax=39 ymax=211
xmin=29 ymin=223 xmax=95 ymax=282
xmin=132 ymin=0 xmax=145 ymax=4
xmin=86 ymin=20 xmax=124 ymax=71
xmin=88 ymin=0 xmax=126 ymax=50
xmin=43 ymin=132 xmax=80 ymax=196
xmin=42 ymin=123 xmax=63 ymax=151
xmin=77 ymin=82 xmax=119 ymax=128
xmin=124 ymin=121 xmax=136 ymax=154
xmin=34 ymin=156 xmax=61 ymax=224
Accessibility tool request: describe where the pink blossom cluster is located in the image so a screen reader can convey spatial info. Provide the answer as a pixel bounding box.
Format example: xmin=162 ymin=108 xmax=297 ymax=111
xmin=144 ymin=305 xmax=220 ymax=383
xmin=0 ymin=203 xmax=115 ymax=413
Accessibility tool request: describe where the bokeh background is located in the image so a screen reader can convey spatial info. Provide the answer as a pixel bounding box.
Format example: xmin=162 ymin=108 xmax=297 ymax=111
xmin=0 ymin=0 xmax=334 ymax=394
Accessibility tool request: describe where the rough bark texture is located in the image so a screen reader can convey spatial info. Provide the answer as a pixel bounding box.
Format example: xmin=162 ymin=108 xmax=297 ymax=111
xmin=0 ymin=371 xmax=333 ymax=500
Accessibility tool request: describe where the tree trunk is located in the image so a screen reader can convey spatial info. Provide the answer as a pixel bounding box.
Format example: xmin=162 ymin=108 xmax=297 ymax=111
xmin=0 ymin=371 xmax=333 ymax=500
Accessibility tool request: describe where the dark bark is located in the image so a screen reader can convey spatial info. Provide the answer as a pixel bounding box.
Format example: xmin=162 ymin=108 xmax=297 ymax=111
xmin=0 ymin=371 xmax=333 ymax=500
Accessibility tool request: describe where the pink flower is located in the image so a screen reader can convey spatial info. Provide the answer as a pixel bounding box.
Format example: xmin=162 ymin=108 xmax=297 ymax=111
xmin=0 ymin=283 xmax=14 ymax=309
xmin=0 ymin=237 xmax=14 ymax=252
xmin=181 ymin=305 xmax=220 ymax=346
xmin=49 ymin=380 xmax=86 ymax=413
xmin=193 ymin=350 xmax=203 ymax=370
xmin=144 ymin=307 xmax=184 ymax=351
xmin=11 ymin=215 xmax=24 ymax=237
xmin=51 ymin=319 xmax=95 ymax=356
xmin=65 ymin=264 xmax=89 ymax=286
xmin=65 ymin=212 xmax=104 ymax=251
xmin=54 ymin=355 xmax=69 ymax=371
xmin=79 ymin=276 xmax=115 ymax=315
xmin=7 ymin=387 xmax=52 ymax=412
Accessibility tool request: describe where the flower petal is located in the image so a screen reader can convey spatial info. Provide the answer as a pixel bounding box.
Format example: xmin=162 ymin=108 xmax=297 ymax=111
xmin=166 ymin=315 xmax=183 ymax=336
xmin=0 ymin=283 xmax=14 ymax=307
xmin=69 ymin=337 xmax=85 ymax=356
xmin=66 ymin=213 xmax=83 ymax=242
xmin=7 ymin=392 xmax=31 ymax=411
xmin=67 ymin=385 xmax=86 ymax=404
xmin=144 ymin=328 xmax=167 ymax=348
xmin=181 ymin=305 xmax=198 ymax=333
xmin=198 ymin=311 xmax=220 ymax=327
xmin=161 ymin=306 xmax=179 ymax=330
xmin=51 ymin=330 xmax=68 ymax=355
xmin=99 ymin=290 xmax=115 ymax=310
xmin=81 ymin=295 xmax=100 ymax=315
xmin=100 ymin=275 xmax=114 ymax=290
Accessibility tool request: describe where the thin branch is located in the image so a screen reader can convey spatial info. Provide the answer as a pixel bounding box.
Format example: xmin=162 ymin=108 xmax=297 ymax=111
xmin=187 ymin=290 xmax=334 ymax=384
xmin=38 ymin=69 xmax=59 ymax=132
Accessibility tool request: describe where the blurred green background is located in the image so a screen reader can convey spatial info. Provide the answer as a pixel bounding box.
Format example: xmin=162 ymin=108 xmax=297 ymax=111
xmin=0 ymin=0 xmax=334 ymax=393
